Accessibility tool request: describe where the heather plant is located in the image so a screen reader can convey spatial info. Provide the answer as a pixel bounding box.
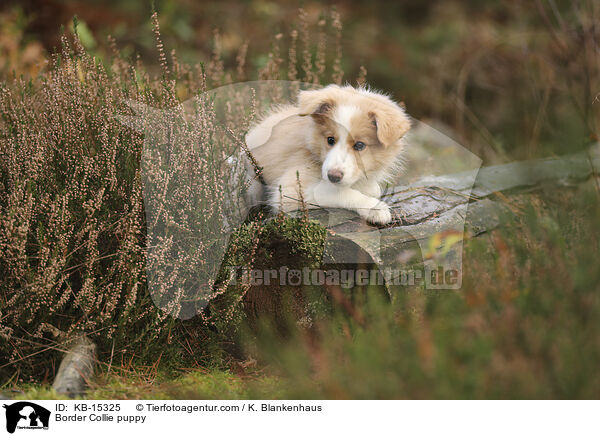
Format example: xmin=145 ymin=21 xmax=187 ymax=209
xmin=0 ymin=30 xmax=168 ymax=382
xmin=0 ymin=9 xmax=350 ymax=382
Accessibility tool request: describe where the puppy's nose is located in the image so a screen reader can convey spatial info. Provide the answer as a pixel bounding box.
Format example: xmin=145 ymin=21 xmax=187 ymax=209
xmin=327 ymin=169 xmax=344 ymax=183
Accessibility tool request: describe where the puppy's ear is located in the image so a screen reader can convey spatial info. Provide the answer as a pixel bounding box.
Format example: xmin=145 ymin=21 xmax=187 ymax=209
xmin=297 ymin=89 xmax=335 ymax=116
xmin=369 ymin=103 xmax=411 ymax=147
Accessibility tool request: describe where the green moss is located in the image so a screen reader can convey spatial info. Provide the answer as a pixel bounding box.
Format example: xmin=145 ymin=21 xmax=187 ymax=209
xmin=208 ymin=214 xmax=327 ymax=342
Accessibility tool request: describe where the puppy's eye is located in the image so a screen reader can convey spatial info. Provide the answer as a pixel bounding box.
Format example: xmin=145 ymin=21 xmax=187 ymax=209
xmin=353 ymin=141 xmax=366 ymax=151
xmin=327 ymin=136 xmax=336 ymax=146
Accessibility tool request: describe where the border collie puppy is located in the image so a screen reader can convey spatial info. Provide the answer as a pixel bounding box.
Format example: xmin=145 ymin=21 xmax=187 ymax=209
xmin=245 ymin=84 xmax=411 ymax=224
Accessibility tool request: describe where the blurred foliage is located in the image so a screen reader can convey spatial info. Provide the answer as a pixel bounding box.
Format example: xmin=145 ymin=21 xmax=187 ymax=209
xmin=225 ymin=183 xmax=600 ymax=399
xmin=1 ymin=0 xmax=599 ymax=162
xmin=0 ymin=7 xmax=45 ymax=77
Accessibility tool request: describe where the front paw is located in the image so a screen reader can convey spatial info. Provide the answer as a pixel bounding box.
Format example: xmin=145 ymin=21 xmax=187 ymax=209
xmin=360 ymin=200 xmax=392 ymax=225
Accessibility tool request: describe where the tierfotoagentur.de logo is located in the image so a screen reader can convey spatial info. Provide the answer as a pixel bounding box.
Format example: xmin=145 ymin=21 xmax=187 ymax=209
xmin=2 ymin=402 xmax=50 ymax=434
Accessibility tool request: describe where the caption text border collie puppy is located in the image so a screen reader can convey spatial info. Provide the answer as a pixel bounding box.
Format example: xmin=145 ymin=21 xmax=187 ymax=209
xmin=245 ymin=84 xmax=411 ymax=225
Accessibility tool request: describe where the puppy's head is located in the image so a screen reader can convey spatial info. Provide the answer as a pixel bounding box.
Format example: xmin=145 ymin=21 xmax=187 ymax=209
xmin=298 ymin=85 xmax=411 ymax=186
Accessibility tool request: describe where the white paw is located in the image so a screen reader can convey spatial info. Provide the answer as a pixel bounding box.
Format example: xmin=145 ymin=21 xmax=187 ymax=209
xmin=360 ymin=201 xmax=392 ymax=225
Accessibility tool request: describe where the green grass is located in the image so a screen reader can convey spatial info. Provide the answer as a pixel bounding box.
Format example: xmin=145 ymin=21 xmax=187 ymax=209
xmin=11 ymin=369 xmax=283 ymax=400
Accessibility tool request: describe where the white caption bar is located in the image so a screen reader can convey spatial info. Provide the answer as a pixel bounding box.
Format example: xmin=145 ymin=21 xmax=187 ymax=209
xmin=1 ymin=400 xmax=598 ymax=435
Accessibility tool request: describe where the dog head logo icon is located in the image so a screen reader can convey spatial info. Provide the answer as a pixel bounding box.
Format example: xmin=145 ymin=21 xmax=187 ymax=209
xmin=3 ymin=402 xmax=50 ymax=433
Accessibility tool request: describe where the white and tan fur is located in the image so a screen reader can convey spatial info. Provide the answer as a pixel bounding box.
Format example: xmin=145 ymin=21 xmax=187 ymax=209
xmin=244 ymin=84 xmax=411 ymax=224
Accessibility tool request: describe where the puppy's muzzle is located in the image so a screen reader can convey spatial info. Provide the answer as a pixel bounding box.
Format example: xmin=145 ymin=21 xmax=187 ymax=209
xmin=327 ymin=169 xmax=344 ymax=184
